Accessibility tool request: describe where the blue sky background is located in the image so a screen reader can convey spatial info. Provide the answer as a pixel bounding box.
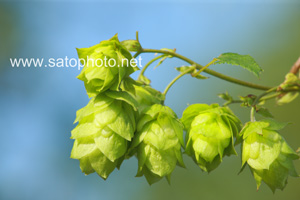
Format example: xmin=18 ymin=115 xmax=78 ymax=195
xmin=0 ymin=1 xmax=299 ymax=200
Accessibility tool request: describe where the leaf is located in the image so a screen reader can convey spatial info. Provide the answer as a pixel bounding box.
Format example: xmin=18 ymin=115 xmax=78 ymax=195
xmin=218 ymin=91 xmax=233 ymax=101
xmin=240 ymin=121 xmax=269 ymax=139
xmin=262 ymin=119 xmax=290 ymax=131
xmin=175 ymin=66 xmax=208 ymax=79
xmin=215 ymin=53 xmax=263 ymax=78
xmin=256 ymin=107 xmax=274 ymax=118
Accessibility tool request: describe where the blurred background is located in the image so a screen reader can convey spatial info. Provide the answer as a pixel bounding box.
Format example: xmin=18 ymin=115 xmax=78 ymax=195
xmin=0 ymin=0 xmax=299 ymax=200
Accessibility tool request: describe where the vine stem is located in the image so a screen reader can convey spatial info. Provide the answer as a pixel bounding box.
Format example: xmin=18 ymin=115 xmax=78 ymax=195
xmin=250 ymin=107 xmax=256 ymax=122
xmin=137 ymin=48 xmax=272 ymax=91
xmin=163 ymin=58 xmax=215 ymax=96
xmin=163 ymin=66 xmax=196 ymax=96
xmin=250 ymin=87 xmax=277 ymax=122
xmin=138 ymin=55 xmax=165 ymax=81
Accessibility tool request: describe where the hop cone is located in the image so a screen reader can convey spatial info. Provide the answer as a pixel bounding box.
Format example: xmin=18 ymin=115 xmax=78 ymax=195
xmin=241 ymin=119 xmax=299 ymax=192
xmin=133 ymin=83 xmax=165 ymax=114
xmin=130 ymin=104 xmax=184 ymax=184
xmin=77 ymin=34 xmax=138 ymax=97
xmin=70 ymin=91 xmax=137 ymax=179
xmin=181 ymin=104 xmax=242 ymax=172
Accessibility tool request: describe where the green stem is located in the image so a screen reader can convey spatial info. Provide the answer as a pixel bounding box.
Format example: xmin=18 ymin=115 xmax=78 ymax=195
xmin=138 ymin=54 xmax=165 ymax=81
xmin=250 ymin=107 xmax=256 ymax=122
xmin=250 ymin=87 xmax=277 ymax=121
xmin=163 ymin=67 xmax=196 ymax=96
xmin=140 ymin=48 xmax=272 ymax=91
xmin=252 ymin=87 xmax=277 ymax=106
xmin=224 ymin=100 xmax=243 ymax=106
xmin=193 ymin=58 xmax=218 ymax=77
xmin=225 ymin=90 xmax=289 ymax=106
xmin=260 ymin=92 xmax=281 ymax=101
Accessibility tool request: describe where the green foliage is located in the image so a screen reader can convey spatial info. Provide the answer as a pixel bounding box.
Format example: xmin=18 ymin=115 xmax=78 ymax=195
xmin=71 ymin=33 xmax=300 ymax=191
xmin=215 ymin=53 xmax=263 ymax=77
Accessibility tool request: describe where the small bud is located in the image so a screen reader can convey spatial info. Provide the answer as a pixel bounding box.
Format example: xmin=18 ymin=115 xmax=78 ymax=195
xmin=241 ymin=119 xmax=299 ymax=192
xmin=121 ymin=39 xmax=142 ymax=52
xmin=181 ymin=104 xmax=242 ymax=172
xmin=277 ymin=73 xmax=300 ymax=105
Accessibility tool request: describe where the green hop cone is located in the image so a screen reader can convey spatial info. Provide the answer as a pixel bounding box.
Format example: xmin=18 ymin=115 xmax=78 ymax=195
xmin=130 ymin=104 xmax=185 ymax=184
xmin=133 ymin=83 xmax=165 ymax=114
xmin=77 ymin=34 xmax=139 ymax=97
xmin=70 ymin=91 xmax=137 ymax=179
xmin=181 ymin=104 xmax=242 ymax=172
xmin=241 ymin=119 xmax=299 ymax=192
xmin=119 ymin=77 xmax=165 ymax=115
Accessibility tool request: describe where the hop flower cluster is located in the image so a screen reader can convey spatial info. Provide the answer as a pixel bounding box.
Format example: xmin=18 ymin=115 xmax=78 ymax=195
xmin=71 ymin=34 xmax=299 ymax=190
xmin=71 ymin=34 xmax=183 ymax=182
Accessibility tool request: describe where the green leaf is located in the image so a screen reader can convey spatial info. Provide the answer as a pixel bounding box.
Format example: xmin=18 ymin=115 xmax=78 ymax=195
xmin=218 ymin=91 xmax=233 ymax=101
xmin=256 ymin=107 xmax=274 ymax=118
xmin=262 ymin=119 xmax=290 ymax=131
xmin=240 ymin=121 xmax=269 ymax=139
xmin=215 ymin=53 xmax=263 ymax=77
xmin=175 ymin=66 xmax=208 ymax=79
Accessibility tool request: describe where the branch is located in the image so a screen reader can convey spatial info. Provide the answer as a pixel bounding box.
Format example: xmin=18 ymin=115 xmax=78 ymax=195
xmin=139 ymin=48 xmax=272 ymax=91
xmin=290 ymin=57 xmax=300 ymax=75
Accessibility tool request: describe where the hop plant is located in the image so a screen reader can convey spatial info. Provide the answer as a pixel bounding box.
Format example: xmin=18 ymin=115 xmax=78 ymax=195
xmin=76 ymin=34 xmax=138 ymax=97
xmin=181 ymin=104 xmax=242 ymax=172
xmin=241 ymin=119 xmax=299 ymax=192
xmin=130 ymin=104 xmax=185 ymax=184
xmin=70 ymin=91 xmax=137 ymax=179
xmin=71 ymin=33 xmax=300 ymax=190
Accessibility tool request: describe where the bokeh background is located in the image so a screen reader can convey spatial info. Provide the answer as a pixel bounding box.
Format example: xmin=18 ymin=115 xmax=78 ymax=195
xmin=0 ymin=0 xmax=299 ymax=200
